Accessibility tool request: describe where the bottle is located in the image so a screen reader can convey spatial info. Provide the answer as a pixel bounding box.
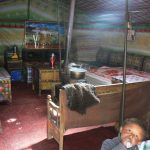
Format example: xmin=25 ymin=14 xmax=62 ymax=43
xmin=11 ymin=46 xmax=18 ymax=59
xmin=50 ymin=53 xmax=55 ymax=69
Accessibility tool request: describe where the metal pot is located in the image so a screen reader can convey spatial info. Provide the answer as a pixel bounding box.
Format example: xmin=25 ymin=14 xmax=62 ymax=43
xmin=69 ymin=68 xmax=86 ymax=80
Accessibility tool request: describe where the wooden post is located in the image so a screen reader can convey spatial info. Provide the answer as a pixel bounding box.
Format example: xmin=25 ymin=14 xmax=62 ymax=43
xmin=119 ymin=0 xmax=128 ymax=127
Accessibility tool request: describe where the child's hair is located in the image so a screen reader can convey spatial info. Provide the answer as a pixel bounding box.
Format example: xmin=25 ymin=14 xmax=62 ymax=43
xmin=122 ymin=118 xmax=148 ymax=140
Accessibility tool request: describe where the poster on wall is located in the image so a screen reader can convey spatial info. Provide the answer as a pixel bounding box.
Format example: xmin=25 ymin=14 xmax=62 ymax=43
xmin=25 ymin=21 xmax=65 ymax=49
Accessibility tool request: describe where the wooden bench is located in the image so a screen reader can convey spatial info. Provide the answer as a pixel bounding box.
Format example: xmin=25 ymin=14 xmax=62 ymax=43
xmin=47 ymin=81 xmax=150 ymax=150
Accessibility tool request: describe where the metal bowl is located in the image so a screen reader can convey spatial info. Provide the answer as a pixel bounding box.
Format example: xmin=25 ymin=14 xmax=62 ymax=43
xmin=69 ymin=68 xmax=86 ymax=79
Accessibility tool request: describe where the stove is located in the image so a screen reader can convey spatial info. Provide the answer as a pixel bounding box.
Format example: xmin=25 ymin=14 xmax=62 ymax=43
xmin=69 ymin=78 xmax=87 ymax=84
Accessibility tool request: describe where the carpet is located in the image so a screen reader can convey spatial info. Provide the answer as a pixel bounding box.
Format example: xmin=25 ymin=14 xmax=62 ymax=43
xmin=0 ymin=82 xmax=117 ymax=150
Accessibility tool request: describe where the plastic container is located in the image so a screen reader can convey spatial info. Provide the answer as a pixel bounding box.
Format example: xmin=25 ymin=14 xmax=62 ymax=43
xmin=10 ymin=70 xmax=22 ymax=81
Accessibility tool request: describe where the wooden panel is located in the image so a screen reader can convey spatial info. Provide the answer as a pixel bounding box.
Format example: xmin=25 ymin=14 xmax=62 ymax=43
xmin=40 ymin=82 xmax=52 ymax=90
xmin=40 ymin=70 xmax=59 ymax=81
xmin=48 ymin=119 xmax=60 ymax=143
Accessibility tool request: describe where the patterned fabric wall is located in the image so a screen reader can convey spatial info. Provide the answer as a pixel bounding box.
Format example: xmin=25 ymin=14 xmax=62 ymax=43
xmin=71 ymin=28 xmax=150 ymax=62
xmin=0 ymin=0 xmax=150 ymax=64
xmin=70 ymin=3 xmax=150 ymax=62
xmin=0 ymin=0 xmax=68 ymax=66
xmin=67 ymin=0 xmax=150 ymax=62
xmin=0 ymin=0 xmax=65 ymax=21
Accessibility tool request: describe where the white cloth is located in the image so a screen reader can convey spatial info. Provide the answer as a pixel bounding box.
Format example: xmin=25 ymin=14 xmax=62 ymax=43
xmin=138 ymin=140 xmax=150 ymax=150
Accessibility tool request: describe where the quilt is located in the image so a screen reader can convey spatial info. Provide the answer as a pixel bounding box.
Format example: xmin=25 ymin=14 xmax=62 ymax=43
xmin=86 ymin=66 xmax=150 ymax=85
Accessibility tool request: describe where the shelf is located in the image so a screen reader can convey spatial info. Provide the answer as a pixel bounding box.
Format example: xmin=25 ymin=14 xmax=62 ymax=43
xmin=24 ymin=44 xmax=64 ymax=50
xmin=23 ymin=48 xmax=64 ymax=51
xmin=22 ymin=49 xmax=65 ymax=65
xmin=7 ymin=59 xmax=22 ymax=62
xmin=6 ymin=60 xmax=22 ymax=71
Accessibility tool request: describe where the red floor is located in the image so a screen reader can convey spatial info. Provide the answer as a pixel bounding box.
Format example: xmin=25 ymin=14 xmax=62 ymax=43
xmin=0 ymin=82 xmax=117 ymax=150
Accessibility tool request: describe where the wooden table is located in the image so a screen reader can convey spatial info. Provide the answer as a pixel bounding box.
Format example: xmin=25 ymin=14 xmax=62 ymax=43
xmin=32 ymin=66 xmax=60 ymax=96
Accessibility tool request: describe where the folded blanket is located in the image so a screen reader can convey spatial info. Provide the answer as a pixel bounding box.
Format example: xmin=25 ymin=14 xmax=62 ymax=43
xmin=63 ymin=83 xmax=100 ymax=114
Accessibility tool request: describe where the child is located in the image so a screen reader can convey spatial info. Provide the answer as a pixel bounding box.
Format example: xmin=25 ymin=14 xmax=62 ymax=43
xmin=101 ymin=118 xmax=148 ymax=150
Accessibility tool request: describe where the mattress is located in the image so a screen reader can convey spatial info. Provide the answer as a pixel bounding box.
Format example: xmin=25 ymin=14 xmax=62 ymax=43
xmin=85 ymin=66 xmax=150 ymax=85
xmin=85 ymin=72 xmax=111 ymax=85
xmin=112 ymin=75 xmax=150 ymax=83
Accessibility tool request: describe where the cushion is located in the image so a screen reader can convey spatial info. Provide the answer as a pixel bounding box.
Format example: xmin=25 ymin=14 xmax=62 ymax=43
xmin=109 ymin=52 xmax=123 ymax=67
xmin=142 ymin=57 xmax=150 ymax=72
xmin=96 ymin=50 xmax=109 ymax=66
xmin=127 ymin=54 xmax=144 ymax=70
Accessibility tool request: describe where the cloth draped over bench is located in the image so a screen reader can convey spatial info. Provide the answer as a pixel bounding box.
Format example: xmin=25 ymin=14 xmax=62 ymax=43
xmin=63 ymin=83 xmax=100 ymax=114
xmin=47 ymin=81 xmax=150 ymax=150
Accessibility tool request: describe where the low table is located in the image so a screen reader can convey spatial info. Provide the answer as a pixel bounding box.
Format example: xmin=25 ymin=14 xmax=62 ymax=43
xmin=32 ymin=66 xmax=60 ymax=96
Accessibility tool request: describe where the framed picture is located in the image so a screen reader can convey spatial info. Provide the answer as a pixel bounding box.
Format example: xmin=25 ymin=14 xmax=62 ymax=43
xmin=24 ymin=21 xmax=65 ymax=49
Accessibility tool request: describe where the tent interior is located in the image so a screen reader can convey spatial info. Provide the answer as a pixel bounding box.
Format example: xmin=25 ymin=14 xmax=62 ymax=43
xmin=0 ymin=0 xmax=150 ymax=149
xmin=0 ymin=0 xmax=150 ymax=65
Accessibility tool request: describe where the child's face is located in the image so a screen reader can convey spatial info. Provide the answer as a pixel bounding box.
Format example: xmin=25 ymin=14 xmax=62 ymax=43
xmin=120 ymin=123 xmax=144 ymax=148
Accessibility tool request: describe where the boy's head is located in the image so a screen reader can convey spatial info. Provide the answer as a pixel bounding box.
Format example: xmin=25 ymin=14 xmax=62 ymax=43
xmin=120 ymin=118 xmax=148 ymax=148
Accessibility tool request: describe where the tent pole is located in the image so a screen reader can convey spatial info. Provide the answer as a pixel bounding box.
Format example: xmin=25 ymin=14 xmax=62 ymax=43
xmin=119 ymin=0 xmax=128 ymax=127
xmin=56 ymin=0 xmax=61 ymax=71
xmin=27 ymin=0 xmax=30 ymax=20
xmin=65 ymin=0 xmax=76 ymax=68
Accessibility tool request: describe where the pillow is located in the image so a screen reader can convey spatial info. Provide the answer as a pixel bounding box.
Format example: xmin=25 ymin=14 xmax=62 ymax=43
xmin=142 ymin=57 xmax=150 ymax=72
xmin=96 ymin=50 xmax=109 ymax=66
xmin=127 ymin=54 xmax=144 ymax=70
xmin=109 ymin=52 xmax=123 ymax=67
